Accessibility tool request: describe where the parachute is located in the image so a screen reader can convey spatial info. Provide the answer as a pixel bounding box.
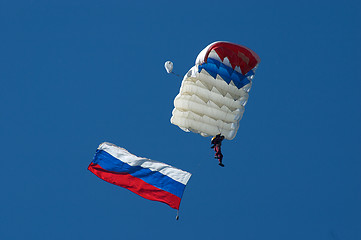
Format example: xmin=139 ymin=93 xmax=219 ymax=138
xmin=164 ymin=61 xmax=173 ymax=73
xmin=170 ymin=41 xmax=260 ymax=140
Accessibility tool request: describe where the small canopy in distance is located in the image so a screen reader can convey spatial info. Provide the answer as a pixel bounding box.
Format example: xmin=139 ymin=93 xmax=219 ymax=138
xmin=164 ymin=61 xmax=173 ymax=73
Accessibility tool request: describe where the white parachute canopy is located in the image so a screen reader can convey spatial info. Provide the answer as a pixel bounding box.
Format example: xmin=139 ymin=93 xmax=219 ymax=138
xmin=164 ymin=61 xmax=173 ymax=74
xmin=170 ymin=41 xmax=260 ymax=140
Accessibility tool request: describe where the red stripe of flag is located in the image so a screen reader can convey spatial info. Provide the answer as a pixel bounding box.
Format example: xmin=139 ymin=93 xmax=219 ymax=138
xmin=88 ymin=163 xmax=181 ymax=209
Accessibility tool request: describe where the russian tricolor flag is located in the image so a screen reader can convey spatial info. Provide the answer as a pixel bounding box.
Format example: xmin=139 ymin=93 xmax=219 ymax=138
xmin=88 ymin=142 xmax=192 ymax=210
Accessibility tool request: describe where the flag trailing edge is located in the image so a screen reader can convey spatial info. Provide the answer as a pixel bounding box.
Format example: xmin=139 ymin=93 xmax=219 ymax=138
xmin=88 ymin=142 xmax=192 ymax=210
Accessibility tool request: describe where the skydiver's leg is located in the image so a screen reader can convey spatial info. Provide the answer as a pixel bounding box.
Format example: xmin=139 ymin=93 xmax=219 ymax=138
xmin=214 ymin=145 xmax=220 ymax=159
xmin=218 ymin=152 xmax=223 ymax=163
xmin=218 ymin=149 xmax=224 ymax=167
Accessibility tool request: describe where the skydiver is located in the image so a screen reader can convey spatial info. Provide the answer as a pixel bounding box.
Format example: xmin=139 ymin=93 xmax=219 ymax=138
xmin=211 ymin=134 xmax=225 ymax=167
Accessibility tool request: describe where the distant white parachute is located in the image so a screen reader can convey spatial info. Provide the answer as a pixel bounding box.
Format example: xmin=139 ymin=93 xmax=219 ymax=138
xmin=164 ymin=61 xmax=173 ymax=73
xmin=170 ymin=41 xmax=260 ymax=140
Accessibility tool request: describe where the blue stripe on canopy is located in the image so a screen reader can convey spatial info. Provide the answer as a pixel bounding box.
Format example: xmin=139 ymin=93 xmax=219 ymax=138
xmin=198 ymin=58 xmax=251 ymax=89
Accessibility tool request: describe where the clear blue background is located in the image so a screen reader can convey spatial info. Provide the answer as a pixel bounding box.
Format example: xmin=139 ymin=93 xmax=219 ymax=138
xmin=1 ymin=1 xmax=360 ymax=239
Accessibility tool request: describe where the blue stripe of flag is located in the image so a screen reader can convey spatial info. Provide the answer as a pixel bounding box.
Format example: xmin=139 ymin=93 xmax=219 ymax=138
xmin=92 ymin=150 xmax=186 ymax=198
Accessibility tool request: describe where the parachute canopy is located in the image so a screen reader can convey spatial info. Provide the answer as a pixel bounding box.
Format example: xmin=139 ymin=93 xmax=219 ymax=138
xmin=164 ymin=61 xmax=173 ymax=73
xmin=171 ymin=41 xmax=260 ymax=140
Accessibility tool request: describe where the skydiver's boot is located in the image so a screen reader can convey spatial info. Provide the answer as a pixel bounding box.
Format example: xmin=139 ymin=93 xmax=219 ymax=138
xmin=218 ymin=162 xmax=225 ymax=167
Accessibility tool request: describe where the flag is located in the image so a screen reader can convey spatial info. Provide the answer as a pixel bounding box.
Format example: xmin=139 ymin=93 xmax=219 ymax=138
xmin=88 ymin=142 xmax=192 ymax=210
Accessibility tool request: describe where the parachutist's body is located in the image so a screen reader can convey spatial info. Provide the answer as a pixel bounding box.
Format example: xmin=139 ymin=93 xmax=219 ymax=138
xmin=211 ymin=134 xmax=225 ymax=167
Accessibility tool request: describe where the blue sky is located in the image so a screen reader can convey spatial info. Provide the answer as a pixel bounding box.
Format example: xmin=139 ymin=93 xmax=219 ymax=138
xmin=1 ymin=0 xmax=360 ymax=239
